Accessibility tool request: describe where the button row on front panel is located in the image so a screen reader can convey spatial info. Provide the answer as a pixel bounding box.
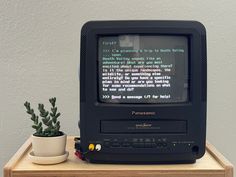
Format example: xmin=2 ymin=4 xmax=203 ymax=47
xmin=103 ymin=140 xmax=167 ymax=148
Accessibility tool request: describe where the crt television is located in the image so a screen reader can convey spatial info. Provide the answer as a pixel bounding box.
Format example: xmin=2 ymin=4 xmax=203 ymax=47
xmin=78 ymin=20 xmax=207 ymax=163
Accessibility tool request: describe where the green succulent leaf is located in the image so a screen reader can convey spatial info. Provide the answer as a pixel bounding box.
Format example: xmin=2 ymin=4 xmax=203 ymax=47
xmin=37 ymin=127 xmax=43 ymax=134
xmin=42 ymin=117 xmax=49 ymax=124
xmin=38 ymin=122 xmax=42 ymax=127
xmin=55 ymin=113 xmax=61 ymax=119
xmin=52 ymin=117 xmax=57 ymax=123
xmin=32 ymin=125 xmax=37 ymax=129
xmin=35 ymin=116 xmax=38 ymax=124
xmin=25 ymin=97 xmax=62 ymax=137
xmin=48 ymin=120 xmax=53 ymax=126
xmin=49 ymin=97 xmax=56 ymax=107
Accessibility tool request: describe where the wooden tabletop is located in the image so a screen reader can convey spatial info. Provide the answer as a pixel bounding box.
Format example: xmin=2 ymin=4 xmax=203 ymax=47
xmin=4 ymin=136 xmax=234 ymax=177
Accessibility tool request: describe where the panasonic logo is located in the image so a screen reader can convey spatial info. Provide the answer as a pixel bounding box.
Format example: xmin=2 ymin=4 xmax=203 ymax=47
xmin=135 ymin=123 xmax=152 ymax=128
xmin=131 ymin=111 xmax=156 ymax=116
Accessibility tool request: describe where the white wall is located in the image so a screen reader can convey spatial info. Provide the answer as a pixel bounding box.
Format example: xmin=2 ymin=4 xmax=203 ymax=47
xmin=0 ymin=0 xmax=235 ymax=176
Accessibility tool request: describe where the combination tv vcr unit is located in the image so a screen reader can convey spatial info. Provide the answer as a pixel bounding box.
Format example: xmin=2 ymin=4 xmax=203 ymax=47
xmin=76 ymin=20 xmax=207 ymax=164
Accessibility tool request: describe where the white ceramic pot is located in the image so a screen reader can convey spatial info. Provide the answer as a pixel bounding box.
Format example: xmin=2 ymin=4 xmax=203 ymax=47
xmin=31 ymin=133 xmax=67 ymax=157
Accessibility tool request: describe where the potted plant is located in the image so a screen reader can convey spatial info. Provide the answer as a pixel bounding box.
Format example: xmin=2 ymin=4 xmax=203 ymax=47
xmin=24 ymin=97 xmax=67 ymax=158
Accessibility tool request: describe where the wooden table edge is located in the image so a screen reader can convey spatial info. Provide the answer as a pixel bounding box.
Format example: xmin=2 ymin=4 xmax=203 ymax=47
xmin=4 ymin=137 xmax=32 ymax=177
xmin=11 ymin=170 xmax=226 ymax=177
xmin=3 ymin=137 xmax=234 ymax=177
xmin=206 ymin=141 xmax=234 ymax=177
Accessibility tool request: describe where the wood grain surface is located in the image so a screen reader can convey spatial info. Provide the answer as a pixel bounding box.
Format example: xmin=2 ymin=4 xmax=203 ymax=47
xmin=3 ymin=136 xmax=233 ymax=177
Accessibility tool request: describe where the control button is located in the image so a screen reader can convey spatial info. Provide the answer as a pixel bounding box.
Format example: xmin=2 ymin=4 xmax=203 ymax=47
xmin=122 ymin=142 xmax=131 ymax=147
xmin=95 ymin=144 xmax=102 ymax=151
xmin=111 ymin=141 xmax=120 ymax=147
xmin=132 ymin=138 xmax=138 ymax=143
xmin=162 ymin=143 xmax=167 ymax=147
xmin=144 ymin=143 xmax=157 ymax=148
xmin=104 ymin=141 xmax=110 ymax=147
xmin=151 ymin=143 xmax=157 ymax=148
xmin=139 ymin=138 xmax=144 ymax=142
xmin=133 ymin=143 xmax=144 ymax=148
xmin=144 ymin=138 xmax=152 ymax=143
xmin=88 ymin=144 xmax=95 ymax=151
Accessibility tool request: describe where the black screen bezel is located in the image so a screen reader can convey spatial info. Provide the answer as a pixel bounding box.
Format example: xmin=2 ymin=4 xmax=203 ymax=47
xmin=80 ymin=20 xmax=206 ymax=109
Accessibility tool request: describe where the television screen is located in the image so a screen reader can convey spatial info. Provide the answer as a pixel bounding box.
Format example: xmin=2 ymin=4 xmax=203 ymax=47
xmin=98 ymin=35 xmax=189 ymax=103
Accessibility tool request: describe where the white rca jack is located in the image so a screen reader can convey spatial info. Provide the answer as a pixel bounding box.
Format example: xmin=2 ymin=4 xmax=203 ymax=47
xmin=95 ymin=144 xmax=102 ymax=151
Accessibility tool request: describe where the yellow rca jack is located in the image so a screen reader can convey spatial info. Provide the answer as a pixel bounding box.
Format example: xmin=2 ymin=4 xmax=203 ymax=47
xmin=88 ymin=144 xmax=95 ymax=151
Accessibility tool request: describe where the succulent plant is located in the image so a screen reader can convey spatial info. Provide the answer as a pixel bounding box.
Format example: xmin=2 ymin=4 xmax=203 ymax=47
xmin=24 ymin=97 xmax=62 ymax=137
